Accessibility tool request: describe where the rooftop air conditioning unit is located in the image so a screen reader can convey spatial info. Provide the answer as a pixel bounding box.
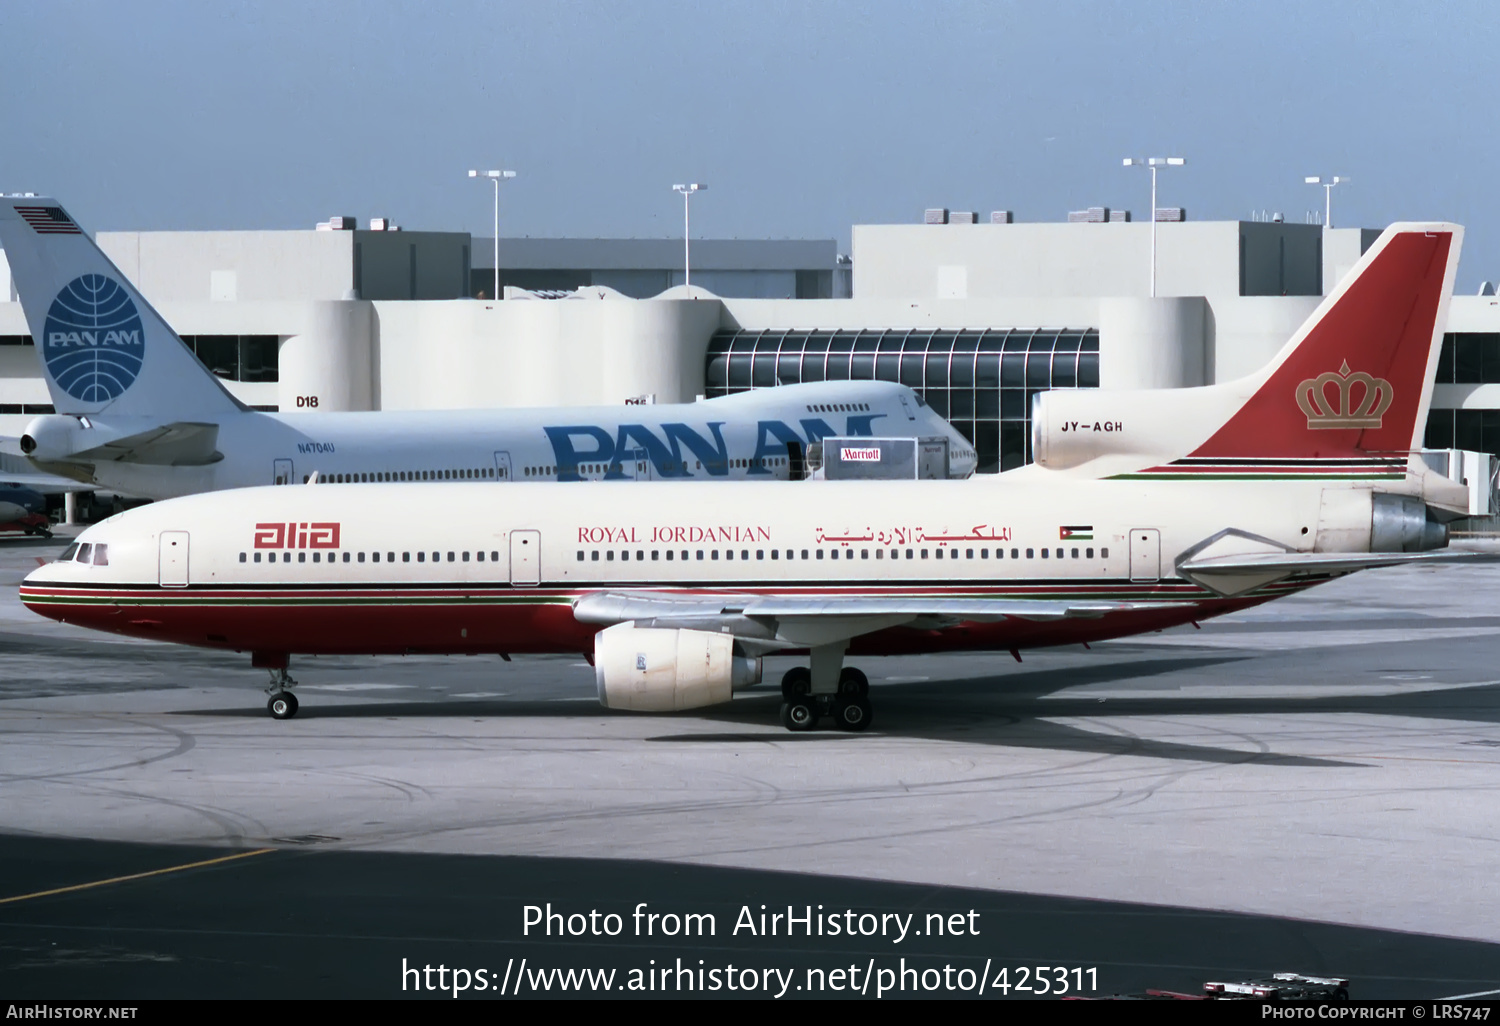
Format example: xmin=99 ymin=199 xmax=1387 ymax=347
xmin=1067 ymin=207 xmax=1108 ymax=223
xmin=1154 ymin=207 xmax=1186 ymax=222
xmin=924 ymin=208 xmax=949 ymax=224
xmin=949 ymin=211 xmax=977 ymax=224
xmin=990 ymin=210 xmax=1013 ymax=224
xmin=1108 ymin=209 xmax=1131 ymax=222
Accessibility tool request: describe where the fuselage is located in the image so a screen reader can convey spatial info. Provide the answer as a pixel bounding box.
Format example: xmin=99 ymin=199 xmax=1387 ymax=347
xmin=36 ymin=381 xmax=977 ymax=498
xmin=21 ymin=473 xmax=1362 ymax=658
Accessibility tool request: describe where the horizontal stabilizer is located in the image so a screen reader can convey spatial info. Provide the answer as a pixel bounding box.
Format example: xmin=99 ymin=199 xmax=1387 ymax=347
xmin=69 ymin=422 xmax=222 ymax=466
xmin=1181 ymin=548 xmax=1500 ymax=578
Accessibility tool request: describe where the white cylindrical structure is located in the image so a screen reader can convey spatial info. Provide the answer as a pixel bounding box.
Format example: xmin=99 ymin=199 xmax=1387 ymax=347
xmin=1098 ymin=297 xmax=1207 ymax=389
xmin=277 ymin=300 xmax=376 ymax=412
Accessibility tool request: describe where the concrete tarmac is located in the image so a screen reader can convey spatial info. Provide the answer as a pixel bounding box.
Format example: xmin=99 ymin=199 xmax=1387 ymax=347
xmin=3 ymin=531 xmax=1500 ymax=998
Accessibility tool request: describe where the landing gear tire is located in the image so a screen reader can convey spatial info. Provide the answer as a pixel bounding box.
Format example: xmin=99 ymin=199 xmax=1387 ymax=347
xmin=834 ymin=697 xmax=872 ymax=732
xmin=267 ymin=692 xmax=299 ymax=720
xmin=780 ymin=667 xmax=812 ymax=700
xmin=837 ymin=667 xmax=869 ymax=697
xmin=780 ymin=699 xmax=817 ymax=732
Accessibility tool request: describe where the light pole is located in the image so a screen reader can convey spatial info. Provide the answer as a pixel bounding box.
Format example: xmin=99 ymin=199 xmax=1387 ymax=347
xmin=1122 ymin=157 xmax=1184 ymax=297
xmin=1304 ymin=176 xmax=1348 ymax=228
xmin=672 ymin=183 xmax=706 ymax=287
xmin=468 ymin=168 xmax=516 ymax=299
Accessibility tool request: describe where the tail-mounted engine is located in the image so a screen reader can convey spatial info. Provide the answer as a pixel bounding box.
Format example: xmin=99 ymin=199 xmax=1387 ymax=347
xmin=1370 ymin=493 xmax=1448 ymax=552
xmin=594 ymin=624 xmax=762 ymax=712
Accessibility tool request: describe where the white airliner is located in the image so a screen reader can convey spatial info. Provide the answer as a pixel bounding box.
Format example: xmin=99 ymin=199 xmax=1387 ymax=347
xmin=0 ymin=197 xmax=976 ymax=499
xmin=22 ymin=223 xmax=1487 ymax=732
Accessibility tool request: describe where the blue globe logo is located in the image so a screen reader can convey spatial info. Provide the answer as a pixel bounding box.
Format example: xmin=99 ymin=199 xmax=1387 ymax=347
xmin=42 ymin=274 xmax=145 ymax=403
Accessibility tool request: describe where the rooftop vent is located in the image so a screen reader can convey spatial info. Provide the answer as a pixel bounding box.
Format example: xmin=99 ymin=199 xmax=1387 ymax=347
xmin=1107 ymin=209 xmax=1131 ymax=222
xmin=990 ymin=210 xmax=1013 ymax=224
xmin=315 ymin=216 xmax=356 ymax=231
xmin=949 ymin=211 xmax=977 ymax=224
xmin=367 ymin=217 xmax=401 ymax=231
xmin=924 ymin=208 xmax=949 ymax=225
xmin=1154 ymin=207 xmax=1186 ymax=222
xmin=1067 ymin=207 xmax=1108 ymax=223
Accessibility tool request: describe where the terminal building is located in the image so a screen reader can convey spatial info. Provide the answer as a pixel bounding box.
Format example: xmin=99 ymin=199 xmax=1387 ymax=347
xmin=1 ymin=210 xmax=1497 ymax=478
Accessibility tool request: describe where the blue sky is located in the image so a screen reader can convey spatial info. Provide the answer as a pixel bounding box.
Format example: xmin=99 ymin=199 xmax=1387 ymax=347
xmin=4 ymin=1 xmax=1497 ymax=288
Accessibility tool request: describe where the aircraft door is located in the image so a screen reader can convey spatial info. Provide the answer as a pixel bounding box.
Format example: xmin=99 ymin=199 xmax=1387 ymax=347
xmin=493 ymin=451 xmax=512 ymax=481
xmin=273 ymin=459 xmax=293 ymax=485
xmin=1129 ymin=529 xmax=1161 ymax=583
xmin=509 ymin=530 xmax=540 ymax=586
xmin=159 ymin=531 xmax=190 ymax=588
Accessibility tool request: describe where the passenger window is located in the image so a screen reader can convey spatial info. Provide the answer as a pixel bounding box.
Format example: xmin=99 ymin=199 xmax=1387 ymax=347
xmin=1071 ymin=548 xmax=1079 ymax=559
xmin=1042 ymin=549 xmax=1049 ymax=559
xmin=343 ymin=552 xmax=351 ymax=563
xmin=447 ymin=552 xmax=455 ymax=562
xmin=876 ymin=549 xmax=883 ymax=559
xmin=491 ymin=551 xmax=499 ymax=561
xmin=592 ymin=551 xmax=599 ymax=561
xmin=1026 ymin=549 xmax=1035 ymax=558
xmin=577 ymin=551 xmax=585 ymax=561
xmin=462 ymin=552 xmax=470 ymax=562
xmin=372 ymin=552 xmax=380 ymax=562
xmin=637 ymin=551 xmax=644 ymax=561
xmin=1011 ymin=549 xmax=1019 ymax=559
xmin=966 ymin=548 xmax=974 ymax=559
xmin=1087 ymin=547 xmax=1094 ymax=558
xmin=239 ymin=552 xmax=246 ymax=563
xmin=282 ymin=553 xmax=291 ymax=563
xmin=358 ymin=552 xmax=365 ymax=563
xmin=906 ymin=548 xmax=914 ymax=559
xmin=313 ymin=552 xmax=321 ymax=563
xmin=816 ymin=550 xmax=824 ymax=560
xmin=725 ymin=550 xmax=734 ymax=560
xmin=607 ymin=551 xmax=615 ymax=561
xmin=621 ymin=551 xmax=629 ymax=561
xmin=418 ymin=552 xmax=425 ymax=562
xmin=1101 ymin=547 xmax=1110 ymax=558
xmin=298 ymin=552 xmax=306 ymax=563
xmin=403 ymin=552 xmax=410 ymax=562
xmin=801 ymin=549 xmax=809 ymax=559
xmin=254 ymin=552 xmax=262 ymax=563
xmin=861 ymin=549 xmax=869 ymax=559
xmin=652 ymin=550 xmax=660 ymax=560
xmin=757 ymin=550 xmax=764 ymax=560
xmin=711 ymin=550 xmax=719 ymax=560
xmin=983 ymin=549 xmax=990 ymax=559
xmin=921 ymin=549 xmax=929 ymax=559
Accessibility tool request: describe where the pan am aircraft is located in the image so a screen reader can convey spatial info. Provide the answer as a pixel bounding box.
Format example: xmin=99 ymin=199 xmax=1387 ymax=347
xmin=21 ymin=222 xmax=1487 ymax=731
xmin=0 ymin=197 xmax=975 ymax=500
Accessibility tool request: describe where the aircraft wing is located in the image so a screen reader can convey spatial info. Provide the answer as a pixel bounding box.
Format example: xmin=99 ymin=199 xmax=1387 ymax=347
xmin=0 ymin=448 xmax=92 ymax=494
xmin=572 ymin=589 xmax=1188 ymax=649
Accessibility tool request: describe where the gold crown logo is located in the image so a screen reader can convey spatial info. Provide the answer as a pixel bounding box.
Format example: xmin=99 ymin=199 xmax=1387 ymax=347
xmin=1295 ymin=360 xmax=1393 ymax=429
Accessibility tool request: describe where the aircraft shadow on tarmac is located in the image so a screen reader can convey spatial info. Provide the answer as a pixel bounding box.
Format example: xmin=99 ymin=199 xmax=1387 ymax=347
xmin=168 ymin=652 xmax=1500 ymax=769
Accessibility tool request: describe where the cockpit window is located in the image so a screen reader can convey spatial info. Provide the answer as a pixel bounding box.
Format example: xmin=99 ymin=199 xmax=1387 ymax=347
xmin=58 ymin=544 xmax=79 ymax=562
xmin=914 ymin=394 xmax=927 ymax=407
xmin=92 ymin=544 xmax=109 ymax=566
xmin=76 ymin=543 xmax=93 ymax=564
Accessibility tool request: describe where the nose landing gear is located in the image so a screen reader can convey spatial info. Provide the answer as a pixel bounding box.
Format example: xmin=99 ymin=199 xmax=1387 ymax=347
xmin=264 ymin=666 xmax=299 ymax=719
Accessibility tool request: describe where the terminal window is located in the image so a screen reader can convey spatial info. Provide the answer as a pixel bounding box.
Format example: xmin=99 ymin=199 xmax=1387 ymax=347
xmin=180 ymin=335 xmax=280 ymax=382
xmin=704 ymin=327 xmax=1100 ymax=473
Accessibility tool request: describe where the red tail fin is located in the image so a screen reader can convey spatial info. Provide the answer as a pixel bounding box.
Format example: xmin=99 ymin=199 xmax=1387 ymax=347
xmin=1189 ymin=224 xmax=1459 ymax=460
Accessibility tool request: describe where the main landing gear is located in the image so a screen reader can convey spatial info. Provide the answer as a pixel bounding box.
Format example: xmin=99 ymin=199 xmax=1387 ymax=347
xmin=779 ymin=662 xmax=872 ymax=733
xmin=265 ymin=667 xmax=299 ymax=720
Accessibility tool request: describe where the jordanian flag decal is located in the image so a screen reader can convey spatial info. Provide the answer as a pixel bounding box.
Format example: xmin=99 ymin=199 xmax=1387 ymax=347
xmin=1059 ymin=525 xmax=1093 ymax=540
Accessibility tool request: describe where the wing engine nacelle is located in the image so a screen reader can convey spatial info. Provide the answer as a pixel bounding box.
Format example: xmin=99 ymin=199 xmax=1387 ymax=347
xmin=594 ymin=624 xmax=762 ymax=711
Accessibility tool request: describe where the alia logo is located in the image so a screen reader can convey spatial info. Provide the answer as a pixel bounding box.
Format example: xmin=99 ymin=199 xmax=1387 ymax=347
xmin=42 ymin=274 xmax=145 ymax=403
xmin=1296 ymin=360 xmax=1393 ymax=430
